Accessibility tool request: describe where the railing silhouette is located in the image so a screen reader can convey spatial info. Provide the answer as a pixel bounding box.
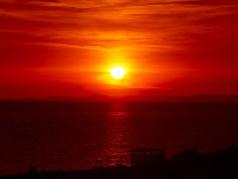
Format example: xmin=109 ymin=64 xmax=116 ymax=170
xmin=130 ymin=148 xmax=166 ymax=167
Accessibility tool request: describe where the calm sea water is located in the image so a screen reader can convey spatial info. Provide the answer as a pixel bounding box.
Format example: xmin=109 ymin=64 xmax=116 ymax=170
xmin=0 ymin=101 xmax=237 ymax=174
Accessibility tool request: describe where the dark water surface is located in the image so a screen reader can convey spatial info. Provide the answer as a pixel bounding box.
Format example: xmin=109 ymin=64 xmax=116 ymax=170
xmin=0 ymin=101 xmax=237 ymax=174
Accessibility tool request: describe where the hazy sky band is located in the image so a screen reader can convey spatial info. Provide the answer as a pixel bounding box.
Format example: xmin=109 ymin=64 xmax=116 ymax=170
xmin=0 ymin=0 xmax=238 ymax=97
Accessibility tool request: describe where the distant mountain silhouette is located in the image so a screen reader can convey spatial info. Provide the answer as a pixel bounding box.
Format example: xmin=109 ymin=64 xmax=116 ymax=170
xmin=1 ymin=94 xmax=238 ymax=102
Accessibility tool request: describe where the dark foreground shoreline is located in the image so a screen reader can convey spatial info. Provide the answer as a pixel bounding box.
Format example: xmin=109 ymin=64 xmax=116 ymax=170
xmin=1 ymin=146 xmax=238 ymax=179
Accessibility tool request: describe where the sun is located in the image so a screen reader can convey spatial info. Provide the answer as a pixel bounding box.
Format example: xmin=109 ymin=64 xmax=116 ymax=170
xmin=110 ymin=66 xmax=126 ymax=79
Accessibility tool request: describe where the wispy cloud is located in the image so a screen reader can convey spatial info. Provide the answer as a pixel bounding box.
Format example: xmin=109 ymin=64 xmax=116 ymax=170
xmin=0 ymin=0 xmax=238 ymax=71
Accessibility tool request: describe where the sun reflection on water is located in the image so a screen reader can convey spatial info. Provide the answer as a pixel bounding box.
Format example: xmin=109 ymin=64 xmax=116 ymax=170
xmin=95 ymin=108 xmax=131 ymax=167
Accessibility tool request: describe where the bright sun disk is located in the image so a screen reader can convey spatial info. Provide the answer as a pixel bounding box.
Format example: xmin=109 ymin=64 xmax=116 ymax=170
xmin=110 ymin=66 xmax=126 ymax=79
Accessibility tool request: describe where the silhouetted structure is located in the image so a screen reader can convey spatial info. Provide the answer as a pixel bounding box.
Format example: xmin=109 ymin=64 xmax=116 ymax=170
xmin=130 ymin=148 xmax=166 ymax=166
xmin=1 ymin=146 xmax=238 ymax=179
xmin=28 ymin=164 xmax=37 ymax=177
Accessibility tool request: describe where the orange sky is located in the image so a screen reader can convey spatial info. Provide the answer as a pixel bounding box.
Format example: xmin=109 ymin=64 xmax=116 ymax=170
xmin=0 ymin=0 xmax=238 ymax=99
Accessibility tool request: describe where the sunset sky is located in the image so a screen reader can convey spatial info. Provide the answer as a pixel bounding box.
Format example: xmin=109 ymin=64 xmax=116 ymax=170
xmin=0 ymin=0 xmax=238 ymax=98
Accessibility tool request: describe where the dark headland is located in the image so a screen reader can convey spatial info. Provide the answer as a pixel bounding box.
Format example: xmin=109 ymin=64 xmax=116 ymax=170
xmin=1 ymin=146 xmax=237 ymax=179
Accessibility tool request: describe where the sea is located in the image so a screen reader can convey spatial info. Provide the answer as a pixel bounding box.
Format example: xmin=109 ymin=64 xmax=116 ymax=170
xmin=0 ymin=101 xmax=237 ymax=175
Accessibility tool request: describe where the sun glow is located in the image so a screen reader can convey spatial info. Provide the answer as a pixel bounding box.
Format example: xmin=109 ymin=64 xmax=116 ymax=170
xmin=110 ymin=66 xmax=126 ymax=80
